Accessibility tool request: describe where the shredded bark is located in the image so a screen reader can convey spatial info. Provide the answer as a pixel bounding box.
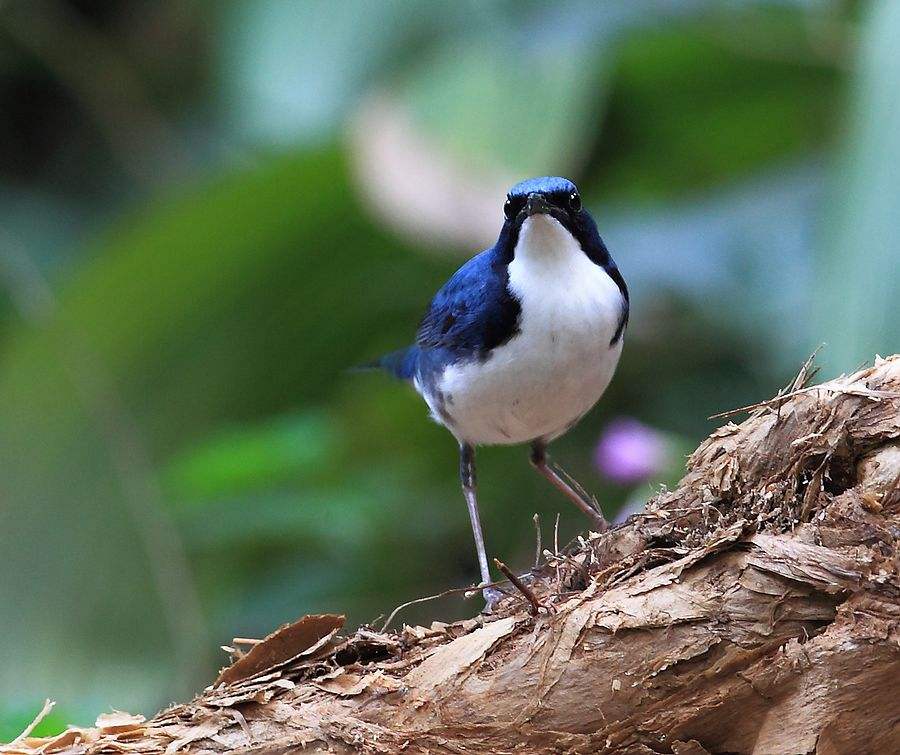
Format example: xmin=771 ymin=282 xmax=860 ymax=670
xmin=4 ymin=356 xmax=900 ymax=754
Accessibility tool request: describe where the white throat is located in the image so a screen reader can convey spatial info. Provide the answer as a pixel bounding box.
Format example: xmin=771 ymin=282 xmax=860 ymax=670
xmin=513 ymin=214 xmax=583 ymax=267
xmin=506 ymin=213 xmax=623 ymax=354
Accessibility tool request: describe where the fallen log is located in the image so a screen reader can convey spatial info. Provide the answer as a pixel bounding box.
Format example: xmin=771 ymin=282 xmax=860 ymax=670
xmin=5 ymin=356 xmax=900 ymax=755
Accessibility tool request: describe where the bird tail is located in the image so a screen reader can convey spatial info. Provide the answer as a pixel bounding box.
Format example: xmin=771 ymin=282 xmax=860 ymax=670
xmin=352 ymin=346 xmax=419 ymax=380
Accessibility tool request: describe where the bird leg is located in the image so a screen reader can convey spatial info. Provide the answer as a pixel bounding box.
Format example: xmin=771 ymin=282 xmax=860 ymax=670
xmin=459 ymin=443 xmax=503 ymax=609
xmin=530 ymin=442 xmax=609 ymax=532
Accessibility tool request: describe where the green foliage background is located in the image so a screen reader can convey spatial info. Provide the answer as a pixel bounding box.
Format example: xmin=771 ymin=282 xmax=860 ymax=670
xmin=0 ymin=0 xmax=897 ymax=732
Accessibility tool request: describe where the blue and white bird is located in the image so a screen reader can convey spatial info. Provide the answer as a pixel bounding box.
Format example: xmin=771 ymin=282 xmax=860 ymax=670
xmin=373 ymin=176 xmax=628 ymax=595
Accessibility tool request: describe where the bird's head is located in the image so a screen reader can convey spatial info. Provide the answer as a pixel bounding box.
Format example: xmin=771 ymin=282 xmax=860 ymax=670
xmin=498 ymin=176 xmax=606 ymax=264
xmin=503 ymin=176 xmax=583 ymax=228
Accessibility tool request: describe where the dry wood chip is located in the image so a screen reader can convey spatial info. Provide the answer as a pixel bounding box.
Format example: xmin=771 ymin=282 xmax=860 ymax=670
xmin=748 ymin=534 xmax=865 ymax=592
xmin=671 ymin=740 xmax=713 ymax=755
xmin=94 ymin=712 xmax=146 ymax=735
xmin=208 ymin=687 xmax=278 ymax=708
xmin=30 ymin=727 xmax=95 ymax=753
xmin=163 ymin=721 xmax=225 ymax=753
xmin=404 ymin=616 xmax=519 ymax=691
xmin=314 ymin=670 xmax=402 ymax=697
xmin=215 ymin=613 xmax=344 ymax=685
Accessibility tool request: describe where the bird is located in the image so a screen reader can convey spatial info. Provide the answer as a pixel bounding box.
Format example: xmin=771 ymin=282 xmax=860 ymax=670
xmin=371 ymin=176 xmax=628 ymax=601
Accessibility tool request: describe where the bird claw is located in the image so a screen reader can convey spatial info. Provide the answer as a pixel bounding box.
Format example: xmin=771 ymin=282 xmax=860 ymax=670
xmin=481 ymin=585 xmax=505 ymax=613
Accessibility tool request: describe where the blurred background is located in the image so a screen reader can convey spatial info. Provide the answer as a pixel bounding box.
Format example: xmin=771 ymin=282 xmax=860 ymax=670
xmin=1 ymin=0 xmax=898 ymax=735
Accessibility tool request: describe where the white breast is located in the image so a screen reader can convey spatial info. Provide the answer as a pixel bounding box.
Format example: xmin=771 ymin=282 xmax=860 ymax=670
xmin=428 ymin=215 xmax=624 ymax=446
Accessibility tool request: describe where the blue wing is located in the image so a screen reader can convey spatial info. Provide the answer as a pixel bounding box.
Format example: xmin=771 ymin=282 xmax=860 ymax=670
xmin=415 ymin=247 xmax=521 ymax=360
xmin=372 ymin=247 xmax=520 ymax=381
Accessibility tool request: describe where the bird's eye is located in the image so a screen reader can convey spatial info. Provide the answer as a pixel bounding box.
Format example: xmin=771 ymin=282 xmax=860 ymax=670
xmin=504 ymin=197 xmax=514 ymax=220
xmin=568 ymin=191 xmax=582 ymax=213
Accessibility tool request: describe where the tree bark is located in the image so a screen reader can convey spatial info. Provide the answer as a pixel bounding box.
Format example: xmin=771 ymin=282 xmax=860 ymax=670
xmin=5 ymin=357 xmax=900 ymax=755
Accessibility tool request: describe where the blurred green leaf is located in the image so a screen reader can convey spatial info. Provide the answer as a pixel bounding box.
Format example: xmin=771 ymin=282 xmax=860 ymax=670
xmin=217 ymin=0 xmax=457 ymax=144
xmin=402 ymin=38 xmax=607 ymax=176
xmin=814 ymin=0 xmax=900 ymax=375
xmin=0 ymin=706 xmax=68 ymax=743
xmin=0 ymin=145 xmax=452 ymax=713
xmin=163 ymin=410 xmax=340 ymax=501
xmin=594 ymin=21 xmax=838 ymax=200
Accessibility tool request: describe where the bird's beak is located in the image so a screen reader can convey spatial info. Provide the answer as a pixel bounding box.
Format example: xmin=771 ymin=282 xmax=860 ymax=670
xmin=525 ymin=193 xmax=552 ymax=217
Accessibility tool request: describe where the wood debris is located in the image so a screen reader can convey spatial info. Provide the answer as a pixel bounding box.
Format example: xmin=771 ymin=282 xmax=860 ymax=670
xmin=3 ymin=356 xmax=900 ymax=754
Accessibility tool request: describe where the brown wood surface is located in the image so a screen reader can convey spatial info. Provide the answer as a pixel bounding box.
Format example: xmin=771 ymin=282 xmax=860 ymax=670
xmin=4 ymin=357 xmax=900 ymax=755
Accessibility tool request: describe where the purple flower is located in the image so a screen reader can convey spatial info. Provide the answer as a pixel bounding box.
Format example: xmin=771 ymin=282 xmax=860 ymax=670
xmin=594 ymin=417 xmax=669 ymax=485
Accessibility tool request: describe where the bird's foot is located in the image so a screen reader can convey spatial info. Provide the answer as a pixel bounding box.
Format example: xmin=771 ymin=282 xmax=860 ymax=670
xmin=481 ymin=585 xmax=506 ymax=614
xmin=530 ymin=451 xmax=610 ymax=533
xmin=586 ymin=508 xmax=610 ymax=533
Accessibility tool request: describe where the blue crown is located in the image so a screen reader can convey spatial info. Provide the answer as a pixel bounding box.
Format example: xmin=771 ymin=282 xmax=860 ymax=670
xmin=508 ymin=176 xmax=576 ymax=198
